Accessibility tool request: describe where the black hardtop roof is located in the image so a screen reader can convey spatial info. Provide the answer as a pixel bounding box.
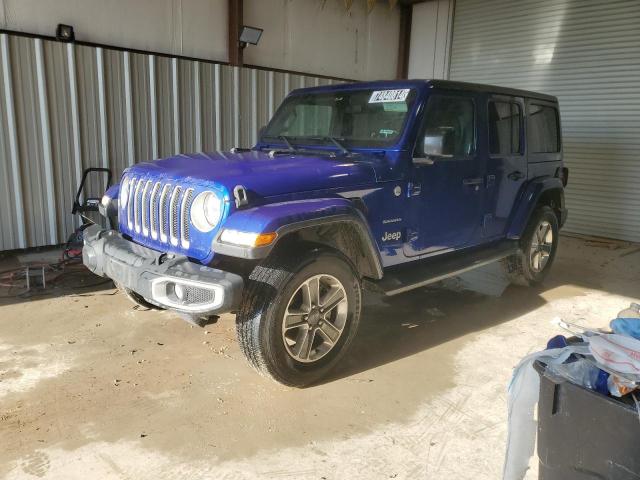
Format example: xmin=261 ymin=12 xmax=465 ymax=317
xmin=293 ymin=78 xmax=557 ymax=103
xmin=425 ymin=79 xmax=558 ymax=102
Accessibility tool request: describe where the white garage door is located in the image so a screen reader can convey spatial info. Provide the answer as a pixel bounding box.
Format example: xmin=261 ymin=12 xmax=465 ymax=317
xmin=449 ymin=0 xmax=640 ymax=242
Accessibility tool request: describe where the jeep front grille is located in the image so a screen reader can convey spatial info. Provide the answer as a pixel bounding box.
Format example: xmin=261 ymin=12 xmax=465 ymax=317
xmin=123 ymin=176 xmax=194 ymax=249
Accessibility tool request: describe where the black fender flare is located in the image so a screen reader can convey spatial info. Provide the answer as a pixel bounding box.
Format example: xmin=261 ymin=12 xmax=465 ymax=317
xmin=212 ymin=199 xmax=383 ymax=279
xmin=507 ymin=177 xmax=565 ymax=239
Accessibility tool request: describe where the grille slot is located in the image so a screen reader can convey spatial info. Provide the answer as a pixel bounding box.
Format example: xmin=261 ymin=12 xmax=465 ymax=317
xmin=169 ymin=186 xmax=182 ymax=246
xmin=127 ymin=176 xmax=136 ymax=230
xmin=180 ymin=188 xmax=194 ymax=248
xmin=133 ymin=178 xmax=144 ymax=233
xmin=141 ymin=180 xmax=152 ymax=236
xmin=159 ymin=184 xmax=171 ymax=242
xmin=149 ymin=182 xmax=161 ymax=240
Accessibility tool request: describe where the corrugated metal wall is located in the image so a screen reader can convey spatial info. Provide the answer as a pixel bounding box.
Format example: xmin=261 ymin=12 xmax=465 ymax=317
xmin=0 ymin=33 xmax=339 ymax=251
xmin=449 ymin=0 xmax=640 ymax=242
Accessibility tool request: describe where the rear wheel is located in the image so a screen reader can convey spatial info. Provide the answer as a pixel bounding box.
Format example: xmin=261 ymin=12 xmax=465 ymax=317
xmin=236 ymin=246 xmax=362 ymax=387
xmin=503 ymin=206 xmax=559 ymax=286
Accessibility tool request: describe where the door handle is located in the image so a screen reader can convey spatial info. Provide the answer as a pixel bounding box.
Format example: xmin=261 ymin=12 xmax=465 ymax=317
xmin=508 ymin=171 xmax=525 ymax=181
xmin=462 ymin=177 xmax=483 ymax=186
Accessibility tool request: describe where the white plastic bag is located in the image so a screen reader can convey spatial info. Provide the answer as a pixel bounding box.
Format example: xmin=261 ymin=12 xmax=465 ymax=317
xmin=589 ymin=334 xmax=640 ymax=376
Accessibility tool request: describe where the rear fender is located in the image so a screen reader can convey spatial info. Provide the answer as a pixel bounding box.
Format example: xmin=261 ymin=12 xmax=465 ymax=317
xmin=507 ymin=177 xmax=564 ymax=240
xmin=212 ymin=198 xmax=383 ymax=279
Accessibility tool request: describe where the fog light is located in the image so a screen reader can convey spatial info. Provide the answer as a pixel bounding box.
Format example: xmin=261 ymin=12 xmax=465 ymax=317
xmin=151 ymin=277 xmax=224 ymax=312
xmin=174 ymin=283 xmax=186 ymax=302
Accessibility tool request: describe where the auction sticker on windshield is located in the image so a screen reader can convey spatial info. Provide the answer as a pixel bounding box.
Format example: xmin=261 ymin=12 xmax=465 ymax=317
xmin=369 ymin=89 xmax=410 ymax=103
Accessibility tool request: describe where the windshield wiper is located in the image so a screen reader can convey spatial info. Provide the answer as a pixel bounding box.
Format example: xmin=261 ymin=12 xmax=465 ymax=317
xmin=324 ymin=136 xmax=350 ymax=155
xmin=261 ymin=134 xmax=353 ymax=157
xmin=302 ymin=135 xmax=351 ymax=155
xmin=258 ymin=134 xmax=297 ymax=152
xmin=278 ymin=135 xmax=297 ymax=151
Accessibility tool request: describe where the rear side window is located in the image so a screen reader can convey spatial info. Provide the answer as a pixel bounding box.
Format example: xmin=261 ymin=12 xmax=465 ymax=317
xmin=528 ymin=104 xmax=560 ymax=153
xmin=488 ymin=101 xmax=521 ymax=155
xmin=422 ymin=95 xmax=475 ymax=157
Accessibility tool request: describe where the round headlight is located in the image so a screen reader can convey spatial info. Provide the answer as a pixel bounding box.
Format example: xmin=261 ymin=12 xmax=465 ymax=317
xmin=119 ymin=177 xmax=130 ymax=209
xmin=191 ymin=191 xmax=222 ymax=232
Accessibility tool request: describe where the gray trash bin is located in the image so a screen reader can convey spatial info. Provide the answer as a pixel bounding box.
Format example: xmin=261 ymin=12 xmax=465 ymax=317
xmin=535 ymin=360 xmax=640 ymax=479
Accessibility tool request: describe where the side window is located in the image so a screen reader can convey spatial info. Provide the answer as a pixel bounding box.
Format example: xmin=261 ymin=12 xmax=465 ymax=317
xmin=421 ymin=95 xmax=475 ymax=157
xmin=488 ymin=101 xmax=521 ymax=155
xmin=528 ymin=104 xmax=560 ymax=153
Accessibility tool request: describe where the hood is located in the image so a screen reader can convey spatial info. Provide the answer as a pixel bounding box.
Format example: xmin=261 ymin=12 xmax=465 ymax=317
xmin=126 ymin=150 xmax=378 ymax=198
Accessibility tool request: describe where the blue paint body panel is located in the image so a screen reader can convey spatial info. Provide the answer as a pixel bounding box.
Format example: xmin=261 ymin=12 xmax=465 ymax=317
xmin=102 ymin=79 xmax=565 ymax=272
xmin=105 ymin=184 xmax=119 ymax=200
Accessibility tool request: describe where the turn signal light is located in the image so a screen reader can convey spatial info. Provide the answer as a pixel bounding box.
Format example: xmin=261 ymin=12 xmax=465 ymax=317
xmin=254 ymin=232 xmax=277 ymax=247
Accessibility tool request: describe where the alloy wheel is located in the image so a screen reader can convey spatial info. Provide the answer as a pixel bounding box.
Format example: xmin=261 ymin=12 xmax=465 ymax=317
xmin=282 ymin=274 xmax=348 ymax=363
xmin=530 ymin=220 xmax=554 ymax=273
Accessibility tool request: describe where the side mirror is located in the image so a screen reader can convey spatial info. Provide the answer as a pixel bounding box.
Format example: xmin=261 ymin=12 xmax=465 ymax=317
xmin=423 ymin=134 xmax=445 ymax=156
xmin=413 ymin=134 xmax=451 ymax=166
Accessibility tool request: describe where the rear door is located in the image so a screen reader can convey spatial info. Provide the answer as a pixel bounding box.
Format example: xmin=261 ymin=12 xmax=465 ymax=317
xmin=483 ymin=95 xmax=527 ymax=239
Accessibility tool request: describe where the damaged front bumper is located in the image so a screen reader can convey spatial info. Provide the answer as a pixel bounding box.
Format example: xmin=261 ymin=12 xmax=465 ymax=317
xmin=82 ymin=225 xmax=243 ymax=316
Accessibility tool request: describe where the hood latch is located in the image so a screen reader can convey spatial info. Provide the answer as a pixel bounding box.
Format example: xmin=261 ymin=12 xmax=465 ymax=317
xmin=233 ymin=185 xmax=249 ymax=208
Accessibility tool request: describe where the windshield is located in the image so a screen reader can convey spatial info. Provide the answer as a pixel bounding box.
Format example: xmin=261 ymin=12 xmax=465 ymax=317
xmin=262 ymin=88 xmax=417 ymax=149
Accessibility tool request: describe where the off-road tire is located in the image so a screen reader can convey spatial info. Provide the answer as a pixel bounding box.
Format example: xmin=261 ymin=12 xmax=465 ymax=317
xmin=115 ymin=282 xmax=164 ymax=310
xmin=236 ymin=246 xmax=362 ymax=387
xmin=503 ymin=206 xmax=559 ymax=286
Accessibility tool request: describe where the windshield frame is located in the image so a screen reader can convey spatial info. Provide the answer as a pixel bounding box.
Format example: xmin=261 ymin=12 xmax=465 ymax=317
xmin=258 ymin=86 xmax=421 ymax=152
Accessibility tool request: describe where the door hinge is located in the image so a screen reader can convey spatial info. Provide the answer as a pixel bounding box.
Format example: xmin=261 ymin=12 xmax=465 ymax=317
xmin=407 ymin=182 xmax=422 ymax=197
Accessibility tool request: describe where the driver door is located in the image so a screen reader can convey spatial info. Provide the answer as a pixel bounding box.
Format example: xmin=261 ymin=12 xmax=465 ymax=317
xmin=403 ymin=92 xmax=486 ymax=257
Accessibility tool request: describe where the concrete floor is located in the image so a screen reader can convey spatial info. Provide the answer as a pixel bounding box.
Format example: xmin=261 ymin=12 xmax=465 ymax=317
xmin=1 ymin=236 xmax=639 ymax=479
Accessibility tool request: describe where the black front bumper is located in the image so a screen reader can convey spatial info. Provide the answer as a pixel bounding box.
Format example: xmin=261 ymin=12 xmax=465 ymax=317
xmin=82 ymin=225 xmax=243 ymax=315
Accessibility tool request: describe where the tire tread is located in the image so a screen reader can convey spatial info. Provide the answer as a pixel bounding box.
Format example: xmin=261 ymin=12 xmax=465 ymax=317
xmin=236 ymin=245 xmax=361 ymax=387
xmin=503 ymin=205 xmax=559 ymax=286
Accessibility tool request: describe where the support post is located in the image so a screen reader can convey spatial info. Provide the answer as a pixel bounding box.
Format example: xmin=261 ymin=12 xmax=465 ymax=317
xmin=228 ymin=0 xmax=243 ymax=66
xmin=396 ymin=4 xmax=412 ymax=79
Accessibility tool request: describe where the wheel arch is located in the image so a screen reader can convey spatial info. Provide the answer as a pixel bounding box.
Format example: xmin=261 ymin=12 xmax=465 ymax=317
xmin=212 ymin=198 xmax=383 ymax=280
xmin=507 ymin=177 xmax=565 ymax=240
xmin=272 ymin=215 xmax=383 ymax=280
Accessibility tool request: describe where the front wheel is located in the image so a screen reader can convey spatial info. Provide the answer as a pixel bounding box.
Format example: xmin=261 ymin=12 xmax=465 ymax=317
xmin=236 ymin=247 xmax=362 ymax=387
xmin=503 ymin=206 xmax=559 ymax=286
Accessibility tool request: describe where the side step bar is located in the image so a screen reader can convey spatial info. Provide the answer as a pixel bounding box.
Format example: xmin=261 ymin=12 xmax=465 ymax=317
xmin=367 ymin=241 xmax=519 ymax=296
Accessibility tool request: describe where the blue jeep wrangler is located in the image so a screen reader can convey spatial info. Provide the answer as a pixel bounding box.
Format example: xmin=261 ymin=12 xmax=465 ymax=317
xmin=84 ymin=79 xmax=567 ymax=386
